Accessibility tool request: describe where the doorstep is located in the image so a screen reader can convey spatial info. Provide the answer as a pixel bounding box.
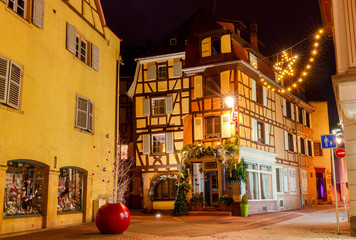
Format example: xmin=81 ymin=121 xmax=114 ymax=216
xmin=188 ymin=211 xmax=232 ymax=216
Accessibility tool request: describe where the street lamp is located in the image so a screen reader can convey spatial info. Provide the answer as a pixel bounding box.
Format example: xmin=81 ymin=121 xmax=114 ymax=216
xmin=225 ymin=96 xmax=235 ymax=108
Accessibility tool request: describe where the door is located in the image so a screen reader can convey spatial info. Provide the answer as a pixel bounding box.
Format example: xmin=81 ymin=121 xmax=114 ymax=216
xmin=204 ymin=171 xmax=219 ymax=206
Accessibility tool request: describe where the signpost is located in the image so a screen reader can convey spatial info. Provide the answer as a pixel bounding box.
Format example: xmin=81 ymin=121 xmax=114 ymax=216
xmin=336 ymin=148 xmax=349 ymax=222
xmin=321 ymin=134 xmax=340 ymax=234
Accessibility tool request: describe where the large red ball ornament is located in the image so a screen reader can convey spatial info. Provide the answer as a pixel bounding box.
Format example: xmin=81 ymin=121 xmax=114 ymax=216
xmin=95 ymin=203 xmax=130 ymax=234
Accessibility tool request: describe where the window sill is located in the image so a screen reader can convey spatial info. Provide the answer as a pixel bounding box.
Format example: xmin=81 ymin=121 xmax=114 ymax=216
xmin=5 ymin=7 xmax=32 ymax=28
xmin=57 ymin=211 xmax=83 ymax=215
xmin=0 ymin=103 xmax=23 ymax=114
xmin=74 ymin=127 xmax=94 ymax=135
xmin=3 ymin=214 xmax=43 ymax=219
xmin=150 ymin=153 xmax=167 ymax=156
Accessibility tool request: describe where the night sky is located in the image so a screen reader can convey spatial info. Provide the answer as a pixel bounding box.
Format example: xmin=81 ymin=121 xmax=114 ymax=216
xmin=101 ymin=0 xmax=338 ymax=126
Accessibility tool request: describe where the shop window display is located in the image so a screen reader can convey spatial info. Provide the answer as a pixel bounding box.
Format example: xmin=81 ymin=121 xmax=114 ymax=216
xmin=57 ymin=168 xmax=83 ymax=212
xmin=3 ymin=161 xmax=45 ymax=216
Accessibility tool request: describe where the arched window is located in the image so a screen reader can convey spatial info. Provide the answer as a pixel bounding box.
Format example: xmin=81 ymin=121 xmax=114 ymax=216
xmin=155 ymin=179 xmax=177 ymax=200
xmin=4 ymin=160 xmax=45 ymax=216
xmin=57 ymin=167 xmax=83 ymax=212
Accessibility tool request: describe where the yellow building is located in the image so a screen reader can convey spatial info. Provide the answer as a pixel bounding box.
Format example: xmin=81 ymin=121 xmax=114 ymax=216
xmin=129 ymin=11 xmax=323 ymax=213
xmin=0 ymin=0 xmax=120 ymax=234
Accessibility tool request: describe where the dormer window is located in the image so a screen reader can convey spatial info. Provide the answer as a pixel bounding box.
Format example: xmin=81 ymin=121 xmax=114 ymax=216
xmin=170 ymin=38 xmax=177 ymax=46
xmin=249 ymin=52 xmax=258 ymax=69
xmin=212 ymin=37 xmax=221 ymax=55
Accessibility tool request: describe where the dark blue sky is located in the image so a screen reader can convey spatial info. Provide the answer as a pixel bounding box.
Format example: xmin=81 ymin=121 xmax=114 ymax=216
xmin=101 ymin=0 xmax=338 ymax=126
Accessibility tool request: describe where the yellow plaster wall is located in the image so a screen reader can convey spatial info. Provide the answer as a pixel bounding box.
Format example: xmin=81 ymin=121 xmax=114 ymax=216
xmin=0 ymin=0 xmax=120 ymax=233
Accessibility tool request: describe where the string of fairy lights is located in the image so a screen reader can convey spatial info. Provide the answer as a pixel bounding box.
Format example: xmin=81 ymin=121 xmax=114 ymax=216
xmin=255 ymin=28 xmax=326 ymax=94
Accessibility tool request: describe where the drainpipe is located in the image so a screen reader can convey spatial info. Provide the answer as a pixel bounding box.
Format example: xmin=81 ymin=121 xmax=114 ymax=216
xmin=113 ymin=58 xmax=121 ymax=203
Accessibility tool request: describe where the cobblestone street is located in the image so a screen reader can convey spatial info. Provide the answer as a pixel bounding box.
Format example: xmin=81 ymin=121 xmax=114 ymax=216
xmin=1 ymin=205 xmax=354 ymax=240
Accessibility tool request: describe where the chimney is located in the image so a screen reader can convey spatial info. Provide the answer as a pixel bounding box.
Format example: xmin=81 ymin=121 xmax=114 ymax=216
xmin=250 ymin=23 xmax=258 ymax=51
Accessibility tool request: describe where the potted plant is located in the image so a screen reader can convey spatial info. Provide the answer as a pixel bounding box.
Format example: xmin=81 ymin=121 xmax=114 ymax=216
xmin=227 ymin=158 xmax=247 ymax=183
xmin=240 ymin=193 xmax=249 ymax=217
xmin=217 ymin=196 xmax=234 ymax=211
xmin=189 ymin=193 xmax=205 ymax=211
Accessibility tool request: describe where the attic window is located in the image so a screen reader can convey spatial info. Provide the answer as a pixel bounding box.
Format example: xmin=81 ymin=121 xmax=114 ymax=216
xmin=170 ymin=38 xmax=177 ymax=46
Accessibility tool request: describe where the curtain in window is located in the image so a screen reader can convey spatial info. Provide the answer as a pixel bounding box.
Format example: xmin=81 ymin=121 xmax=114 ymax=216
xmin=261 ymin=172 xmax=272 ymax=199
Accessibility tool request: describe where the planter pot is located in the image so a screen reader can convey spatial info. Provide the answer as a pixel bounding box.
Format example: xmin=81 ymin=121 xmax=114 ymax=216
xmin=96 ymin=203 xmax=131 ymax=234
xmin=240 ymin=203 xmax=249 ymax=217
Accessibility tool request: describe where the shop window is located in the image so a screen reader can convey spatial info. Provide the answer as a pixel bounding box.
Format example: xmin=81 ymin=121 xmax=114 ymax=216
xmin=246 ymin=163 xmax=259 ymax=200
xmin=4 ymin=160 xmax=45 ymax=216
xmin=155 ymin=179 xmax=177 ymax=200
xmin=152 ymin=133 xmax=165 ymax=154
xmin=158 ymin=65 xmax=167 ymax=79
xmin=260 ymin=164 xmax=272 ymax=199
xmin=205 ymin=116 xmax=221 ymax=139
xmin=151 ymin=97 xmax=165 ymax=115
xmin=57 ymin=168 xmax=83 ymax=212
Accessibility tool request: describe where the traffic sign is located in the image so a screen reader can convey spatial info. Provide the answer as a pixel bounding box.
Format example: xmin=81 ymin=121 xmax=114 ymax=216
xmin=335 ymin=148 xmax=346 ymax=158
xmin=321 ymin=134 xmax=337 ymax=149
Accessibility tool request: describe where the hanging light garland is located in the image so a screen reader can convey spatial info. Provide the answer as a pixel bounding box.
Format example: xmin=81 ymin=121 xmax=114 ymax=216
xmin=253 ymin=28 xmax=326 ymax=94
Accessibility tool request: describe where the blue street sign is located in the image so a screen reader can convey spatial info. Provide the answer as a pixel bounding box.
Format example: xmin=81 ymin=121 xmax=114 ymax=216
xmin=321 ymin=134 xmax=337 ymax=149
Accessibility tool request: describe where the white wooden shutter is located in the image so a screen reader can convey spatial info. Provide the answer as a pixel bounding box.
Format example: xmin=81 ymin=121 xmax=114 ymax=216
xmin=194 ymin=117 xmax=203 ymax=140
xmin=76 ymin=96 xmax=88 ymax=130
xmin=309 ymin=113 xmax=312 ymax=128
xmin=166 ymin=132 xmax=174 ymax=154
xmin=220 ymin=70 xmax=230 ymax=95
xmin=297 ymin=136 xmax=301 ymax=153
xmin=143 ymin=134 xmax=150 ymax=155
xmin=66 ymin=22 xmax=76 ymax=54
xmin=88 ymin=101 xmax=93 ymax=132
xmin=293 ymin=134 xmax=297 ymax=152
xmin=311 ymin=141 xmax=314 ymax=157
xmin=221 ymin=113 xmax=231 ymax=138
xmin=291 ymin=103 xmax=295 ymax=120
xmin=165 ymin=96 xmax=173 ymax=114
xmin=301 ymin=170 xmax=308 ymax=194
xmin=143 ymin=98 xmax=150 ymax=116
xmin=264 ymin=123 xmax=269 ymax=145
xmin=263 ymin=86 xmax=267 ymax=106
xmin=91 ymin=44 xmax=99 ymax=71
xmin=283 ymin=98 xmax=287 ymax=116
xmin=252 ymin=119 xmax=257 ymax=141
xmin=296 ymin=108 xmax=300 ymax=123
xmin=194 ymin=76 xmax=202 ymax=98
xmin=0 ymin=56 xmax=9 ymax=104
xmin=147 ymin=65 xmax=156 ymax=80
xmin=252 ymin=79 xmax=256 ymax=101
xmin=284 ymin=131 xmax=289 ymax=151
xmin=173 ymin=62 xmax=182 ymax=77
xmin=303 ymin=109 xmax=306 ymax=125
xmin=33 ymin=0 xmax=45 ymax=29
xmin=7 ymin=61 xmax=22 ymax=109
xmin=289 ymin=168 xmax=297 ymax=194
xmin=283 ymin=169 xmax=288 ymax=193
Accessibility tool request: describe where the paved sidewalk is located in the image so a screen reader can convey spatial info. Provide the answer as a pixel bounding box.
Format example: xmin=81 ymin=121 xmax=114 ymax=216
xmin=1 ymin=205 xmax=354 ymax=239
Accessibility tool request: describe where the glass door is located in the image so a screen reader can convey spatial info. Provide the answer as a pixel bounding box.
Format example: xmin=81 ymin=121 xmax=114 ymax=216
xmin=204 ymin=171 xmax=219 ymax=206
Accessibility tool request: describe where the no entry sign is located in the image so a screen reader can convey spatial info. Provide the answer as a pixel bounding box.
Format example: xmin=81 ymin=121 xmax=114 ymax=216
xmin=335 ymin=148 xmax=346 ymax=158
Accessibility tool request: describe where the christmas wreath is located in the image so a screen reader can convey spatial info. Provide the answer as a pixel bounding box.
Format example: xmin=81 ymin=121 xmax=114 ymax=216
xmin=148 ymin=174 xmax=179 ymax=201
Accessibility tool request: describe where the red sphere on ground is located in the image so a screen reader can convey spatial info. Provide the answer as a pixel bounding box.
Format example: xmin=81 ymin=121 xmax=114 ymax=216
xmin=95 ymin=203 xmax=130 ymax=234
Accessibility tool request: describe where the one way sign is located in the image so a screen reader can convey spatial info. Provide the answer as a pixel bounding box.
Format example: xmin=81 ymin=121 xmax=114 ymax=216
xmin=321 ymin=134 xmax=337 ymax=149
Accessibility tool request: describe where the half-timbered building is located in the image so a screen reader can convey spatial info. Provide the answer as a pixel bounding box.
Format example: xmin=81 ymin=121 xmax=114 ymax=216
xmin=129 ymin=10 xmax=320 ymax=213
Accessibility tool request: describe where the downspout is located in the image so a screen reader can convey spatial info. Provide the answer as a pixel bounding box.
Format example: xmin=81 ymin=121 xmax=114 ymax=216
xmin=113 ymin=58 xmax=121 ymax=203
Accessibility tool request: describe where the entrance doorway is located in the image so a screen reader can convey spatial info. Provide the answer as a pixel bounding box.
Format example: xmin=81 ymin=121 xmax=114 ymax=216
xmin=315 ymin=168 xmax=326 ymax=201
xmin=204 ymin=171 xmax=219 ymax=206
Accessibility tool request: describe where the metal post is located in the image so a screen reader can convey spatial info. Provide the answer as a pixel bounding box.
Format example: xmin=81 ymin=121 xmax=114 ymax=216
xmin=331 ymin=148 xmax=340 ymax=234
xmin=341 ymin=157 xmax=350 ymax=221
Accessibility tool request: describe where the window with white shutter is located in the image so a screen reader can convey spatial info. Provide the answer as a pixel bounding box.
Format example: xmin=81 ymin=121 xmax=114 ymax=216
xmin=252 ymin=119 xmax=257 ymax=141
xmin=7 ymin=0 xmax=28 ymax=19
xmin=143 ymin=98 xmax=151 ymax=116
xmin=194 ymin=117 xmax=203 ymax=140
xmin=251 ymin=79 xmax=256 ymax=101
xmin=173 ymin=62 xmax=182 ymax=77
xmin=263 ymin=86 xmax=267 ymax=107
xmin=91 ymin=44 xmax=99 ymax=71
xmin=0 ymin=56 xmax=10 ymax=104
xmin=147 ymin=65 xmax=156 ymax=80
xmin=165 ymin=96 xmax=173 ymax=114
xmin=284 ymin=131 xmax=289 ymax=151
xmin=221 ymin=113 xmax=231 ymax=138
xmin=0 ymin=56 xmax=23 ymax=109
xmin=75 ymin=95 xmax=94 ymax=132
xmin=66 ymin=22 xmax=76 ymax=54
xmin=264 ymin=123 xmax=269 ymax=145
xmin=165 ymin=132 xmax=174 ymax=154
xmin=143 ymin=134 xmax=150 ymax=155
xmin=33 ymin=0 xmax=45 ymax=29
xmin=283 ymin=169 xmax=288 ymax=193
